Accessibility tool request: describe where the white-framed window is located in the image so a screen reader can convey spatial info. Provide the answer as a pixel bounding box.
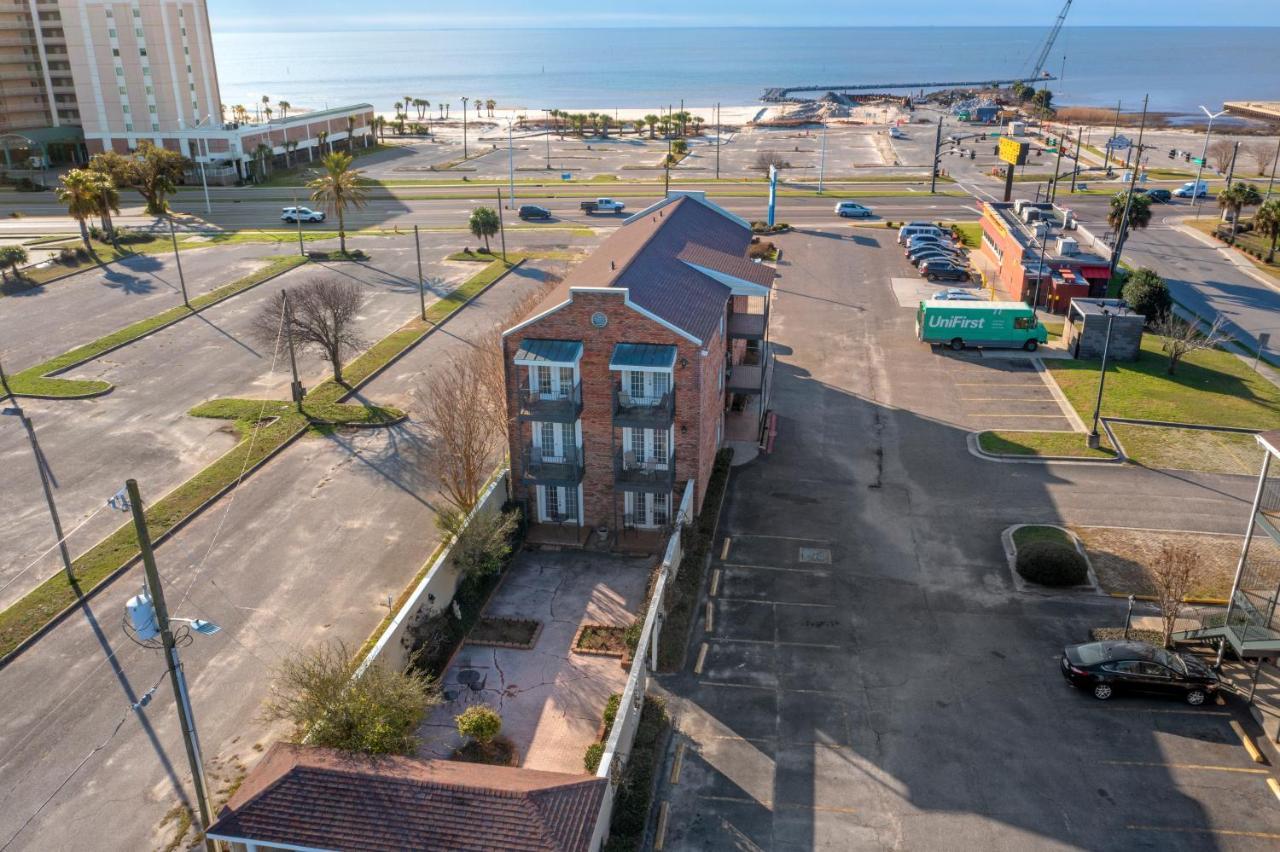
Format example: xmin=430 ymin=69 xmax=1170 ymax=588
xmin=622 ymin=426 xmax=672 ymax=465
xmin=652 ymin=429 xmax=668 ymax=465
xmin=624 ymin=491 xmax=671 ymax=528
xmin=538 ymin=485 xmax=580 ymax=524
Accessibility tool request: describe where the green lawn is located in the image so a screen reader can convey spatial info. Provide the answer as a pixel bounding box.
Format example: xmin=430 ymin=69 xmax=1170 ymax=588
xmin=0 ymin=256 xmax=520 ymax=661
xmin=1108 ymin=424 xmax=1263 ymax=475
xmin=1012 ymin=524 xmax=1076 ymax=550
xmin=1185 ymin=218 xmax=1280 ymax=282
xmin=978 ymin=430 xmax=1117 ymax=459
xmin=950 ymin=222 xmax=982 ymax=248
xmin=1044 ymin=334 xmax=1280 ymax=430
xmin=8 ymin=255 xmax=307 ymax=397
xmin=2 ymin=240 xmax=134 ymax=293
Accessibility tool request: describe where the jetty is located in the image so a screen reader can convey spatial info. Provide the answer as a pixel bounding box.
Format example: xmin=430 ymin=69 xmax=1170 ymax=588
xmin=761 ymin=77 xmax=1055 ymax=103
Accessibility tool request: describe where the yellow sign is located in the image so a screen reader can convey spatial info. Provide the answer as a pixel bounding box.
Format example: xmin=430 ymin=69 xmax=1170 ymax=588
xmin=999 ymin=137 xmax=1030 ymax=166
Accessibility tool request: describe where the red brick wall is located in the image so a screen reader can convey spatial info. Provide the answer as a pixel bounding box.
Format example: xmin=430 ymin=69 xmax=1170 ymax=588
xmin=503 ymin=290 xmax=725 ymax=532
xmin=979 ymin=204 xmax=1030 ymax=301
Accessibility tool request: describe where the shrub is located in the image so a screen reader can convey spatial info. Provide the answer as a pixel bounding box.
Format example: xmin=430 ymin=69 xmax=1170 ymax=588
xmin=623 ymin=619 xmax=643 ymax=653
xmin=455 ymin=704 xmax=502 ymax=745
xmin=584 ymin=741 xmax=605 ymax=772
xmin=602 ymin=693 xmax=622 ymax=734
xmin=1122 ymin=267 xmax=1172 ymax=321
xmin=748 ymin=240 xmax=776 ymax=260
xmin=1016 ymin=540 xmax=1088 ymax=587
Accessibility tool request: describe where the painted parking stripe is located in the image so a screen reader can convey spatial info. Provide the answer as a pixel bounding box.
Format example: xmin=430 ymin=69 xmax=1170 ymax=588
xmin=694 ymin=643 xmax=709 ymax=674
xmin=1125 ymin=826 xmax=1280 ymax=840
xmin=1100 ymin=760 xmax=1269 ymax=774
xmin=654 ymin=801 xmax=670 ymax=849
xmin=716 ymin=597 xmax=838 ymax=608
xmin=712 ymin=636 xmax=843 ymax=649
xmin=1091 ymin=707 xmax=1231 ymax=716
xmin=669 ymin=742 xmax=686 ymax=784
xmin=721 ymin=562 xmax=830 ymax=575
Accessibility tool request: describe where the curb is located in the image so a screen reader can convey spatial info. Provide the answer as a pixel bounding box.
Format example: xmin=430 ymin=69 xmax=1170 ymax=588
xmin=0 ymin=259 xmax=525 ymax=671
xmin=1000 ymin=524 xmax=1102 ymax=596
xmin=6 ymin=248 xmax=139 ymax=296
xmin=12 ymin=256 xmax=307 ymax=400
xmin=966 ymin=432 xmax=1124 ymax=466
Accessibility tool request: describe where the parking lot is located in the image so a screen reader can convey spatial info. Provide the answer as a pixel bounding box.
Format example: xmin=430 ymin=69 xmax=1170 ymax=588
xmin=651 ymin=225 xmax=1278 ymax=850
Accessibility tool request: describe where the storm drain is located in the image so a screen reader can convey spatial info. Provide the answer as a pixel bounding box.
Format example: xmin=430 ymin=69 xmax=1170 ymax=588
xmin=798 ymin=547 xmax=832 ymax=564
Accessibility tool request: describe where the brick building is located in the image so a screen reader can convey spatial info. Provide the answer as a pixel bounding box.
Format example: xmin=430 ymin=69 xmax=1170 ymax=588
xmin=979 ymin=200 xmax=1112 ymax=313
xmin=502 ymin=191 xmax=774 ymax=548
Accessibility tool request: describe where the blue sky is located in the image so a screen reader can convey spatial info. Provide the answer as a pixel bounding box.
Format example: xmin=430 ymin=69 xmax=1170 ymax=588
xmin=208 ymin=1 xmax=1280 ymax=32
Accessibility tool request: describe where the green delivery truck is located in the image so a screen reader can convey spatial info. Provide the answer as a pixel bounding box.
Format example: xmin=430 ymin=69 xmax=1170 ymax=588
xmin=916 ymin=300 xmax=1048 ymax=352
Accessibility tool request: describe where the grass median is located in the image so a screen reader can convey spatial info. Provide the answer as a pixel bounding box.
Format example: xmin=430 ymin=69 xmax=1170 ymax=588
xmin=7 ymin=255 xmax=308 ymax=398
xmin=0 ymin=257 xmax=519 ymax=661
xmin=978 ymin=430 xmax=1117 ymax=459
xmin=3 ymin=240 xmax=134 ymax=293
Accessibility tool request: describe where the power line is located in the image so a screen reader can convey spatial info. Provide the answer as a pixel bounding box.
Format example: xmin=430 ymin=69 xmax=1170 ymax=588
xmin=0 ymin=500 xmax=112 ymax=597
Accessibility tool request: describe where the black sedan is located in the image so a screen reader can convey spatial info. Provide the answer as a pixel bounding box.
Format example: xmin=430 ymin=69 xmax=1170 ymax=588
xmin=1145 ymin=188 xmax=1172 ymax=203
xmin=1061 ymin=640 xmax=1218 ymax=705
xmin=518 ymin=205 xmax=552 ymax=220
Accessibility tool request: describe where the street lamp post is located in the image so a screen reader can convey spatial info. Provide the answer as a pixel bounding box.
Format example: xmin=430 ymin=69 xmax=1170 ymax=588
xmin=507 ymin=120 xmax=516 ymax=209
xmin=817 ymin=118 xmax=827 ymax=194
xmin=168 ymin=215 xmax=189 ymax=308
xmin=1087 ymin=310 xmax=1116 ymax=449
xmin=1265 ymin=132 xmax=1280 ymax=203
xmin=192 ymin=115 xmax=213 ymax=215
xmin=460 ymin=97 xmax=469 ymax=160
xmin=1192 ymin=106 xmax=1226 ymax=219
xmin=544 ymin=108 xmax=551 ymax=170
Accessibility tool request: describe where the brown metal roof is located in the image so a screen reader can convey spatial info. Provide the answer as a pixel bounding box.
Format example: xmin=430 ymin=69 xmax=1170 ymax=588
xmin=561 ymin=195 xmax=762 ymax=342
xmin=207 ymin=743 xmax=607 ymax=852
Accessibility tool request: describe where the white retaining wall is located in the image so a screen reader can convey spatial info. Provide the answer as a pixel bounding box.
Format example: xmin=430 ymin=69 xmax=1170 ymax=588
xmin=356 ymin=471 xmax=510 ymax=676
xmin=588 ymin=479 xmax=696 ymax=851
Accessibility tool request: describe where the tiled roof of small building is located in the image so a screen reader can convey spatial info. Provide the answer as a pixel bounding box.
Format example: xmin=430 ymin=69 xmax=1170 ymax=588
xmin=207 ymin=743 xmax=607 ymax=852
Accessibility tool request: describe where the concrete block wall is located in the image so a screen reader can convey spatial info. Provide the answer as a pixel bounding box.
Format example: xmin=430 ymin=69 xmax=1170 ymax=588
xmin=503 ymin=289 xmax=725 ymax=532
xmin=1066 ymin=315 xmax=1144 ymax=361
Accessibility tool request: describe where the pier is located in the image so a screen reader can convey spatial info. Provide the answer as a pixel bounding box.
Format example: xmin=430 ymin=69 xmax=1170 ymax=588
xmin=762 ymin=76 xmax=1055 ymax=102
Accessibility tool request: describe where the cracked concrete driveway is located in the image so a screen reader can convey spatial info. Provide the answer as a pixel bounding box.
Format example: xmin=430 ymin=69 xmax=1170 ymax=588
xmin=418 ymin=549 xmax=654 ymax=773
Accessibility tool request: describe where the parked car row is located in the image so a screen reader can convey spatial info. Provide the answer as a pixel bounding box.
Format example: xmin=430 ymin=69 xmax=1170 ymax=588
xmin=897 ymin=223 xmax=970 ymax=282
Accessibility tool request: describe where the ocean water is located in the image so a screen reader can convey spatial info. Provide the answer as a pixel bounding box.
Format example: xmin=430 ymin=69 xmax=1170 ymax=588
xmin=211 ymin=27 xmax=1280 ymax=117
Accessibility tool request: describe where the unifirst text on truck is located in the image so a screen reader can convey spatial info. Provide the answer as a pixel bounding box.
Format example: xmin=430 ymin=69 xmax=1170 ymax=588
xmin=916 ymin=300 xmax=1048 ymax=352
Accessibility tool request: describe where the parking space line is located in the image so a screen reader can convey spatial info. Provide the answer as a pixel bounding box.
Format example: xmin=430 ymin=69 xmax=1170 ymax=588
xmin=699 ymin=794 xmax=770 ymax=807
xmin=721 ymin=562 xmax=830 ymax=575
xmin=694 ymin=642 xmax=709 ymax=674
xmin=654 ymin=801 xmax=670 ymax=850
xmin=1095 ymin=707 xmax=1231 ymax=716
xmin=1125 ymin=826 xmax=1280 ymax=840
xmin=712 ymin=636 xmax=842 ymax=649
xmin=731 ymin=534 xmax=833 ymax=544
xmin=705 ymin=601 xmax=715 ymax=633
xmin=1268 ymin=777 xmax=1280 ymax=803
xmin=699 ymin=680 xmax=847 ymax=696
xmin=1100 ymin=760 xmax=1269 ymax=774
xmin=720 ymin=537 xmax=732 ymax=560
xmin=717 ymin=597 xmax=837 ymax=608
xmin=710 ymin=569 xmax=721 ymax=597
xmin=1230 ymin=720 xmax=1268 ymax=764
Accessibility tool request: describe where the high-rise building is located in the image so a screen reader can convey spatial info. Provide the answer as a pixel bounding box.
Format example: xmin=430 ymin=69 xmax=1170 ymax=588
xmin=0 ymin=0 xmax=77 ymax=131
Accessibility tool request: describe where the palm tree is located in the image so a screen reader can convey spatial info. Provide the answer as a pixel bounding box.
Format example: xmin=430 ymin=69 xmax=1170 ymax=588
xmin=692 ymin=115 xmax=705 ymax=135
xmin=404 ymin=94 xmax=413 ymax=119
xmin=260 ymin=94 xmax=270 ymax=122
xmin=486 ymin=98 xmax=496 ymax=117
xmin=318 ymin=130 xmax=329 ymax=156
xmin=253 ymin=143 xmax=273 ymax=181
xmin=644 ymin=114 xmax=660 ymax=139
xmin=308 ymin=151 xmax=367 ymax=255
xmin=278 ymin=100 xmax=291 ymax=120
xmin=1253 ymin=198 xmax=1280 ymax=263
xmin=1254 ymin=199 xmax=1280 ymax=263
xmin=263 ymin=105 xmax=273 ymax=123
xmin=599 ymin=114 xmax=612 ymax=138
xmin=96 ymin=174 xmax=120 ymax=241
xmin=1217 ymin=182 xmax=1263 ymax=243
xmin=468 ymin=206 xmax=500 ymax=252
xmin=284 ymin=139 xmax=298 ymax=168
xmin=57 ymin=168 xmax=108 ymax=252
xmin=1108 ymin=191 xmax=1152 ymax=244
xmin=633 ymin=118 xmax=646 ymax=137
xmin=413 ymin=98 xmax=428 ymax=120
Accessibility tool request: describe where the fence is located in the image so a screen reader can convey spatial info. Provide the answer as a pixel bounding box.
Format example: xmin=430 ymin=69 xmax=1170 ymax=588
xmin=354 ymin=471 xmax=509 ymax=676
xmin=587 ymin=479 xmax=696 ymax=850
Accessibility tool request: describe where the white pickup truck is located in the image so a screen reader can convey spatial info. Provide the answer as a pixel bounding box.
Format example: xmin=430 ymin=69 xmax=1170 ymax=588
xmin=579 ymin=197 xmax=626 ymax=214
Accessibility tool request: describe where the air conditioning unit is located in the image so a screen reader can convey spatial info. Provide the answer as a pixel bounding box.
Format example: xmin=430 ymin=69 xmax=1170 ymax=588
xmin=1057 ymin=237 xmax=1079 ymax=256
xmin=1014 ymin=199 xmax=1032 ymax=215
xmin=1023 ymin=207 xmax=1042 ymax=224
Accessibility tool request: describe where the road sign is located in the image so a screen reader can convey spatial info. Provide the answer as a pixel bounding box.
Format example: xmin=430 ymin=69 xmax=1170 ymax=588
xmin=998 ymin=137 xmax=1030 ymax=166
xmin=1191 ymin=157 xmax=1206 ymax=166
xmin=1109 ymin=135 xmax=1132 ymax=151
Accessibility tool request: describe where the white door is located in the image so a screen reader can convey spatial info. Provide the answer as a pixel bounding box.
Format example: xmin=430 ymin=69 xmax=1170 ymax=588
xmin=539 ymin=485 xmax=580 ymax=523
xmin=621 ymin=427 xmax=671 ymax=466
xmin=532 ymin=365 xmax=575 ymax=399
xmin=624 ymin=491 xmax=671 ymax=528
xmin=536 ymin=421 xmax=573 ymax=461
xmin=625 ymin=370 xmax=671 ymax=405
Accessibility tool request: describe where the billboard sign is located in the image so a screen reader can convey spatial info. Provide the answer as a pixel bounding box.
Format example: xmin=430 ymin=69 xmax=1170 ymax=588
xmin=998 ymin=137 xmax=1030 ymax=166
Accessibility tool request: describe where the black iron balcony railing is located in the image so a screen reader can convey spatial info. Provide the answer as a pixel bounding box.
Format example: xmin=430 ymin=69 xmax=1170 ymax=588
xmin=614 ymin=448 xmax=676 ymax=491
xmin=612 ymin=385 xmax=674 ymax=427
xmin=520 ymin=446 xmax=584 ymax=487
xmin=516 ymin=380 xmax=583 ymax=423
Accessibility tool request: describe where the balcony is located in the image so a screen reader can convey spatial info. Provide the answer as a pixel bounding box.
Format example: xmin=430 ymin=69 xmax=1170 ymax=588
xmin=727 ymin=311 xmax=767 ymax=341
xmin=520 ymin=446 xmax=584 ymax=488
xmin=516 ymin=380 xmax=582 ymax=424
xmin=613 ymin=385 xmax=674 ymax=428
xmin=614 ymin=448 xmax=676 ymax=493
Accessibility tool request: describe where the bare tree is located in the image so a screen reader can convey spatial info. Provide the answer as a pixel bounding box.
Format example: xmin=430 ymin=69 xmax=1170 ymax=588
xmin=416 ymin=353 xmax=504 ymax=516
xmin=1151 ymin=313 xmax=1232 ymax=375
xmin=1151 ymin=541 xmax=1200 ymax=648
xmin=1246 ymin=141 xmax=1278 ymax=177
xmin=754 ymin=151 xmax=790 ymax=174
xmin=1208 ymin=139 xmax=1235 ymax=173
xmin=253 ymin=279 xmax=366 ymax=384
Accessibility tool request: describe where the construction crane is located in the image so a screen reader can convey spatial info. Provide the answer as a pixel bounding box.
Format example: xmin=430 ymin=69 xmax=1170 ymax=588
xmin=1029 ymin=0 xmax=1073 ymax=80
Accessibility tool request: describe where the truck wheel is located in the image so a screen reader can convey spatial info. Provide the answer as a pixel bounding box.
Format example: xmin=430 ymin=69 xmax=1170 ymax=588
xmin=1023 ymin=340 xmax=1039 ymax=352
xmin=950 ymin=338 xmax=964 ymax=352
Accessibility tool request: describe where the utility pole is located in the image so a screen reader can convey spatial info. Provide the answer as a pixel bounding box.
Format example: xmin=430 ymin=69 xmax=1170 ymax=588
xmin=1050 ymin=132 xmax=1065 ymax=202
xmin=1106 ymin=94 xmax=1149 ymax=283
xmin=715 ymin=102 xmax=721 ymax=180
xmin=1087 ymin=311 xmax=1116 ymax=449
xmin=1224 ymin=140 xmax=1240 ymax=190
xmin=507 ymin=121 xmax=516 ymax=209
xmin=1106 ymin=99 xmax=1121 ymax=175
xmin=1071 ymin=126 xmax=1082 ymax=193
xmin=168 ymin=216 xmax=189 ymax=308
xmin=495 ymin=188 xmax=507 ymax=263
xmin=1265 ymin=133 xmax=1280 ymax=202
xmin=0 ymin=358 xmax=72 ymax=576
xmin=817 ymin=119 xmax=828 ymax=194
xmin=293 ymin=190 xmax=304 ymax=256
xmin=414 ymin=225 xmax=426 ymax=320
xmin=125 ymin=478 xmax=215 ymax=852
xmin=460 ymin=97 xmax=469 ymax=159
xmin=930 ymin=116 xmax=943 ymax=194
xmin=545 ymin=108 xmax=551 ymax=170
xmin=281 ymin=290 xmax=303 ymax=411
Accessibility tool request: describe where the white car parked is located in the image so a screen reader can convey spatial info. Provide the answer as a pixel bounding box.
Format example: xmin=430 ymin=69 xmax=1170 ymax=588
xmin=281 ymin=206 xmax=325 ymax=223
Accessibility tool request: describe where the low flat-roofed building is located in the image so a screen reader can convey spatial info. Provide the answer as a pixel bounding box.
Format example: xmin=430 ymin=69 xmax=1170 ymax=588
xmin=979 ymin=200 xmax=1112 ymax=312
